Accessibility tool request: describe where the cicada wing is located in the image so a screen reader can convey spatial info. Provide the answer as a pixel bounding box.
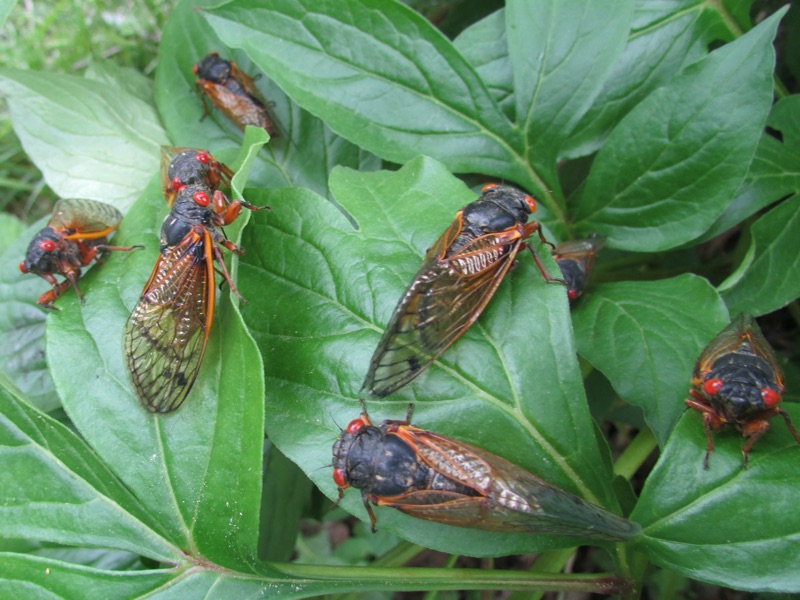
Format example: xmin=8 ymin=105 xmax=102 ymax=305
xmin=396 ymin=427 xmax=640 ymax=540
xmin=739 ymin=314 xmax=785 ymax=388
xmin=363 ymin=221 xmax=525 ymax=397
xmin=198 ymin=81 xmax=275 ymax=133
xmin=124 ymin=229 xmax=214 ymax=413
xmin=50 ymin=199 xmax=123 ymax=240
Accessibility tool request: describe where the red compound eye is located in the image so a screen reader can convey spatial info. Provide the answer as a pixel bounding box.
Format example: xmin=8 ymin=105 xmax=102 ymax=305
xmin=193 ymin=191 xmax=211 ymax=207
xmin=762 ymin=388 xmax=781 ymax=407
xmin=195 ymin=152 xmax=210 ymax=164
xmin=38 ymin=239 xmax=56 ymax=252
xmin=703 ymin=378 xmax=724 ymax=396
xmin=524 ymin=194 xmax=537 ymax=213
xmin=481 ymin=183 xmax=498 ymax=192
xmin=567 ymin=289 xmax=578 ymax=301
xmin=171 ymin=176 xmax=184 ymax=191
xmin=333 ymin=468 xmax=348 ymax=488
xmin=18 ymin=261 xmax=27 ymax=273
xmin=346 ymin=418 xmax=366 ymax=434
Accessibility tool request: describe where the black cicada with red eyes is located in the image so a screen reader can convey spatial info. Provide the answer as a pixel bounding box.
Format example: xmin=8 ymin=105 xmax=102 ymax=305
xmin=362 ymin=183 xmax=563 ymax=398
xmin=20 ymin=198 xmax=140 ymax=309
xmin=124 ymin=173 xmax=267 ymax=413
xmin=160 ymin=146 xmax=234 ymax=206
xmin=686 ymin=313 xmax=800 ymax=468
xmin=333 ymin=404 xmax=640 ymax=541
xmin=552 ymin=236 xmax=604 ymax=302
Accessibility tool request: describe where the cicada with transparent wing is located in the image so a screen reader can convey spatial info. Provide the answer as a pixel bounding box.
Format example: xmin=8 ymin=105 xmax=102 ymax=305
xmin=124 ymin=183 xmax=267 ymax=413
xmin=160 ymin=146 xmax=234 ymax=206
xmin=551 ymin=235 xmax=605 ymax=302
xmin=362 ymin=183 xmax=562 ymax=398
xmin=686 ymin=313 xmax=800 ymax=468
xmin=193 ymin=52 xmax=279 ymax=136
xmin=20 ymin=198 xmax=140 ymax=309
xmin=332 ymin=403 xmax=640 ymax=540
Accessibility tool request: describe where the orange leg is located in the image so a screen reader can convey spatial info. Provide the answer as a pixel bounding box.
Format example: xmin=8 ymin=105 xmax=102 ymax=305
xmin=740 ymin=419 xmax=771 ymax=468
xmin=685 ymin=396 xmax=725 ymax=469
xmin=777 ymin=407 xmax=800 ymax=446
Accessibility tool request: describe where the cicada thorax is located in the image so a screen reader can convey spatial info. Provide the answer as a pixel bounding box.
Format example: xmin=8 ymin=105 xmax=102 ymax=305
xmin=20 ymin=227 xmax=76 ymax=275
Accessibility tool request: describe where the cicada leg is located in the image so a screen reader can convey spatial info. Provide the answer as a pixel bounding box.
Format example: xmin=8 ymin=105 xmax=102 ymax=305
xmin=685 ymin=395 xmax=726 ymax=469
xmin=777 ymin=407 xmax=800 ymax=446
xmin=740 ymin=419 xmax=771 ymax=468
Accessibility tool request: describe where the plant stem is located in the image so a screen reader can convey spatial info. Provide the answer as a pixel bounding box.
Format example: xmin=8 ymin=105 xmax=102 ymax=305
xmin=270 ymin=562 xmax=628 ymax=595
xmin=614 ymin=428 xmax=658 ymax=480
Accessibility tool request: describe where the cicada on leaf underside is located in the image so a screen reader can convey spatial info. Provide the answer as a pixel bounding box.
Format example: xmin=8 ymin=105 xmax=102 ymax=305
xmin=552 ymin=235 xmax=605 ymax=302
xmin=362 ymin=183 xmax=563 ymax=398
xmin=20 ymin=198 xmax=140 ymax=309
xmin=332 ymin=403 xmax=640 ymax=541
xmin=686 ymin=313 xmax=800 ymax=467
xmin=124 ymin=182 xmax=266 ymax=413
xmin=193 ymin=52 xmax=279 ymax=136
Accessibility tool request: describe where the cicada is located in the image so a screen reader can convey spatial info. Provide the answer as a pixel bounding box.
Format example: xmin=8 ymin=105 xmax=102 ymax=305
xmin=552 ymin=236 xmax=604 ymax=302
xmin=193 ymin=52 xmax=279 ymax=136
xmin=160 ymin=146 xmax=234 ymax=205
xmin=19 ymin=198 xmax=140 ymax=309
xmin=362 ymin=183 xmax=562 ymax=398
xmin=686 ymin=313 xmax=800 ymax=468
xmin=332 ymin=403 xmax=640 ymax=540
xmin=124 ymin=183 xmax=267 ymax=413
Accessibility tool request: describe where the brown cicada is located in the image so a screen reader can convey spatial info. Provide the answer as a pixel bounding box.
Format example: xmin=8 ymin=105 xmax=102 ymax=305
xmin=332 ymin=403 xmax=640 ymax=540
xmin=20 ymin=198 xmax=140 ymax=309
xmin=124 ymin=178 xmax=267 ymax=413
xmin=686 ymin=313 xmax=800 ymax=468
xmin=362 ymin=183 xmax=562 ymax=398
xmin=193 ymin=52 xmax=279 ymax=136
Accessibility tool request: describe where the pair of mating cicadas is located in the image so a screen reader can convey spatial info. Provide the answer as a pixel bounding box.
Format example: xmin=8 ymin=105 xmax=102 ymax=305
xmin=21 ymin=147 xmax=265 ymax=413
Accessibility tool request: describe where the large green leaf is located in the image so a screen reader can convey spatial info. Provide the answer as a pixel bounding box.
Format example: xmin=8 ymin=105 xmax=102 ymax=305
xmin=0 ymin=68 xmax=168 ymax=211
xmin=719 ymin=196 xmax=800 ymax=316
xmin=573 ymin=277 xmax=729 ymax=446
xmin=0 ymin=375 xmax=179 ymax=562
xmin=564 ymin=1 xmax=732 ymax=158
xmin=46 ymin=146 xmax=266 ymax=570
xmin=507 ymin=0 xmax=632 ymax=182
xmin=239 ymin=156 xmax=624 ymax=556
xmin=155 ymin=0 xmax=379 ymax=200
xmin=633 ymin=407 xmax=800 ymax=592
xmin=572 ymin=9 xmax=782 ymax=251
xmin=700 ymin=95 xmax=800 ymax=242
xmin=204 ymin=0 xmax=529 ymax=189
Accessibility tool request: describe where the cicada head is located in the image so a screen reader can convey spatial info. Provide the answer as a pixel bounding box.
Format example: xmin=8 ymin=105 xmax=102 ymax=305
xmin=193 ymin=52 xmax=232 ymax=84
xmin=20 ymin=228 xmax=65 ymax=275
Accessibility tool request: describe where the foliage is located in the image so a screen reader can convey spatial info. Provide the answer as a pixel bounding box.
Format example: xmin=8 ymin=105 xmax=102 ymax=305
xmin=1 ymin=0 xmax=799 ymax=597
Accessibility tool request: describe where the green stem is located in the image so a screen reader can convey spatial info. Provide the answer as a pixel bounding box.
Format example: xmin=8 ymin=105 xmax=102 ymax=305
xmin=507 ymin=547 xmax=577 ymax=600
xmin=614 ymin=428 xmax=658 ymax=480
xmin=270 ymin=562 xmax=627 ymax=595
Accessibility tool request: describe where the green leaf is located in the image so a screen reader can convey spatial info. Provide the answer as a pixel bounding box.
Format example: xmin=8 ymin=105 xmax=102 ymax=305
xmin=0 ymin=374 xmax=179 ymax=561
xmin=573 ymin=276 xmax=729 ymax=446
xmin=204 ymin=0 xmax=529 ymax=186
xmin=453 ymin=8 xmax=514 ymax=121
xmin=564 ymin=3 xmax=731 ymax=158
xmin=0 ymin=213 xmax=24 ymax=256
xmin=239 ymin=156 xmax=623 ymax=555
xmin=507 ymin=0 xmax=632 ymax=178
xmin=155 ymin=0 xmax=379 ymax=200
xmin=701 ymin=95 xmax=800 ymax=242
xmin=84 ymin=59 xmax=155 ymax=105
xmin=719 ymin=196 xmax=800 ymax=316
xmin=46 ymin=173 xmax=266 ymax=570
xmin=0 ymin=554 xmax=173 ymax=600
xmin=572 ymin=9 xmax=783 ymax=251
xmin=0 ymin=217 xmax=57 ymax=412
xmin=0 ymin=68 xmax=168 ymax=211
xmin=632 ymin=406 xmax=800 ymax=592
